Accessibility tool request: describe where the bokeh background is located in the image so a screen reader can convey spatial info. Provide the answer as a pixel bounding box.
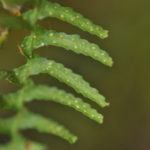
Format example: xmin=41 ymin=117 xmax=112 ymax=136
xmin=0 ymin=0 xmax=150 ymax=149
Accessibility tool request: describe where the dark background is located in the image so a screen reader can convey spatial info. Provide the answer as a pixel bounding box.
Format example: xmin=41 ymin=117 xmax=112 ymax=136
xmin=0 ymin=0 xmax=150 ymax=149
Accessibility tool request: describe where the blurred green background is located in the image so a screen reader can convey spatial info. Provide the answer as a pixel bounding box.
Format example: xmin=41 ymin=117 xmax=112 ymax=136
xmin=0 ymin=0 xmax=150 ymax=149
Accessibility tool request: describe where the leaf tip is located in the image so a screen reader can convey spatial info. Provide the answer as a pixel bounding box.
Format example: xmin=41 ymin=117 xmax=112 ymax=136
xmin=69 ymin=136 xmax=78 ymax=144
xmin=105 ymin=57 xmax=113 ymax=67
xmin=100 ymin=29 xmax=109 ymax=39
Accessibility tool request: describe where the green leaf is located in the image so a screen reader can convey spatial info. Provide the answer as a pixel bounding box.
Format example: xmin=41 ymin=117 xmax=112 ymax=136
xmin=0 ymin=110 xmax=77 ymax=144
xmin=0 ymin=0 xmax=113 ymax=148
xmin=21 ymin=27 xmax=113 ymax=66
xmin=2 ymin=83 xmax=103 ymax=124
xmin=23 ymin=0 xmax=108 ymax=39
xmin=20 ymin=110 xmax=78 ymax=144
xmin=12 ymin=57 xmax=109 ymax=107
xmin=23 ymin=8 xmax=39 ymax=26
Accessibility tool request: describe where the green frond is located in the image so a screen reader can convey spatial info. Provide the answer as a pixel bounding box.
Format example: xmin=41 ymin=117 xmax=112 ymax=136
xmin=21 ymin=27 xmax=113 ymax=66
xmin=23 ymin=0 xmax=108 ymax=39
xmin=2 ymin=83 xmax=103 ymax=123
xmin=20 ymin=111 xmax=78 ymax=144
xmin=23 ymin=8 xmax=39 ymax=26
xmin=0 ymin=0 xmax=113 ymax=148
xmin=0 ymin=110 xmax=77 ymax=144
xmin=12 ymin=57 xmax=109 ymax=107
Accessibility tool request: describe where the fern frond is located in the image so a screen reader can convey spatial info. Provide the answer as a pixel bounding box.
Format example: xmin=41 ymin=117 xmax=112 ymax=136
xmin=11 ymin=57 xmax=109 ymax=107
xmin=21 ymin=111 xmax=77 ymax=144
xmin=0 ymin=110 xmax=77 ymax=144
xmin=21 ymin=27 xmax=113 ymax=66
xmin=2 ymin=83 xmax=103 ymax=123
xmin=0 ymin=0 xmax=113 ymax=149
xmin=23 ymin=0 xmax=108 ymax=39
